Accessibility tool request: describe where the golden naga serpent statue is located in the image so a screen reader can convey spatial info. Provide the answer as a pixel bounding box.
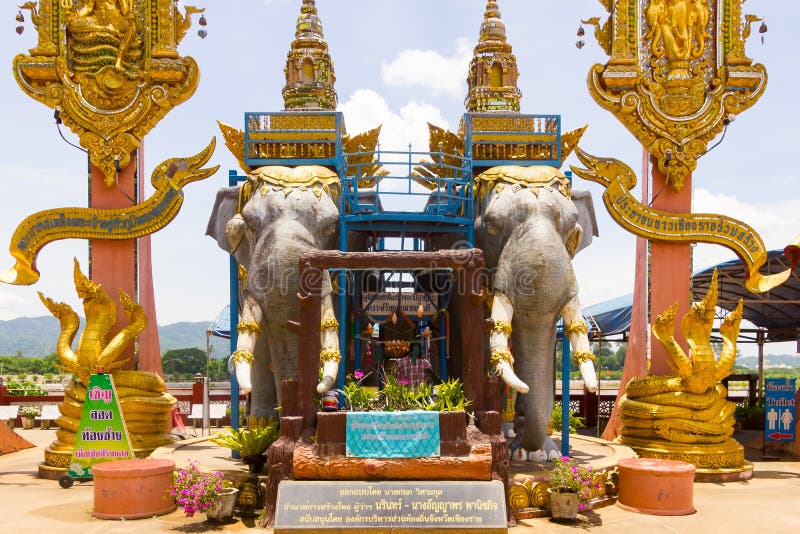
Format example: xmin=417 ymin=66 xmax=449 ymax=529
xmin=618 ymin=270 xmax=748 ymax=469
xmin=39 ymin=260 xmax=175 ymax=466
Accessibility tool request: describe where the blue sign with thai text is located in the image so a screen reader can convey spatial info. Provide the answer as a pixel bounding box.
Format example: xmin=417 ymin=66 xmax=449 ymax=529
xmin=346 ymin=411 xmax=440 ymax=458
xmin=764 ymin=378 xmax=796 ymax=442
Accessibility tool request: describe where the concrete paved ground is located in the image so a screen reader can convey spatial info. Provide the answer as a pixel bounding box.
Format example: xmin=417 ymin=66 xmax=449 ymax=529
xmin=1 ymin=426 xmax=798 ymax=533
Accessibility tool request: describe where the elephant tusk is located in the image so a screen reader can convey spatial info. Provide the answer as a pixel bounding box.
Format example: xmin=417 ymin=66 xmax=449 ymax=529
xmin=317 ymin=359 xmax=339 ymax=394
xmin=495 ymin=359 xmax=529 ymax=394
xmin=317 ymin=294 xmax=340 ymax=394
xmin=579 ymin=360 xmax=598 ymax=393
xmin=235 ymin=360 xmax=253 ymax=394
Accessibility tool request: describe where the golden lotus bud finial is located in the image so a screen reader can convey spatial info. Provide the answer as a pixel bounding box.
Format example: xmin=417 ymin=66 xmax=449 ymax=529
xmin=466 ymin=0 xmax=521 ymax=113
xmin=283 ymin=0 xmax=337 ymax=110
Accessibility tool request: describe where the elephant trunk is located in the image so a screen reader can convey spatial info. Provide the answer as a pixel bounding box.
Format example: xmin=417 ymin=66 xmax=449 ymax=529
xmin=513 ymin=315 xmax=559 ymax=452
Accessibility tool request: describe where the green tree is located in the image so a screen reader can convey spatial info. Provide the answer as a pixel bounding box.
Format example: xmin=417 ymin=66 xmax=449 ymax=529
xmin=162 ymin=348 xmax=207 ymax=375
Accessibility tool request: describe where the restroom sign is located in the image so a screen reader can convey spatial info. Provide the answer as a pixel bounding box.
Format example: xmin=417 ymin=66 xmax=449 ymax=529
xmin=764 ymin=378 xmax=796 ymax=442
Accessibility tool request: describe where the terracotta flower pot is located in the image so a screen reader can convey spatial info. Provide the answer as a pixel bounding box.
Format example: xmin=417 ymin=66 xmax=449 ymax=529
xmin=548 ymin=488 xmax=579 ymax=520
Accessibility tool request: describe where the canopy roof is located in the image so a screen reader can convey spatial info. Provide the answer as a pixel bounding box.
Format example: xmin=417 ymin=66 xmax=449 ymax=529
xmin=586 ymin=250 xmax=800 ymax=343
xmin=207 ymin=305 xmax=231 ymax=339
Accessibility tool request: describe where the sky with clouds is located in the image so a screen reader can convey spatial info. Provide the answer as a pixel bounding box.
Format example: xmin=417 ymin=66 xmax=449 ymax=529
xmin=0 ymin=1 xmax=797 ymax=356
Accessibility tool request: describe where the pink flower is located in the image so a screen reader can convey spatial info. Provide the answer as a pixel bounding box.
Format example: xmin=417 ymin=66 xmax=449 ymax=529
xmin=354 ymin=370 xmax=364 ymax=379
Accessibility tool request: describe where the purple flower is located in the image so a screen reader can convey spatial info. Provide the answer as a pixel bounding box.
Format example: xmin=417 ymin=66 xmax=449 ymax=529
xmin=354 ymin=370 xmax=364 ymax=379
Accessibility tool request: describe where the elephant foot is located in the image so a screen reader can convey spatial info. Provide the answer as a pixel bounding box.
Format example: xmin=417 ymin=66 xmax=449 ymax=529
xmin=501 ymin=421 xmax=516 ymax=438
xmin=542 ymin=436 xmax=562 ymax=462
xmin=529 ymin=449 xmax=547 ymax=463
xmin=510 ymin=446 xmax=529 ymax=463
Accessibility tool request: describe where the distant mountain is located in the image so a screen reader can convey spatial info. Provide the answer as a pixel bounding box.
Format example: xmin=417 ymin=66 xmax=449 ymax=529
xmin=737 ymin=353 xmax=800 ymax=369
xmin=0 ymin=316 xmax=231 ymax=358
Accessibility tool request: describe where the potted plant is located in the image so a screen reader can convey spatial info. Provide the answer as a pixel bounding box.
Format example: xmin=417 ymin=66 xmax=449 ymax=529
xmin=548 ymin=455 xmax=595 ymax=520
xmin=210 ymin=420 xmax=280 ymax=474
xmin=548 ymin=404 xmax=586 ymax=434
xmin=170 ymin=460 xmax=238 ymax=522
xmin=20 ymin=406 xmax=40 ymax=429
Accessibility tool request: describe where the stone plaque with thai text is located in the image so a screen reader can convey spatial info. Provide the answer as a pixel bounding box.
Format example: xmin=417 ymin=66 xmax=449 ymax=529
xmin=274 ymin=480 xmax=507 ymax=532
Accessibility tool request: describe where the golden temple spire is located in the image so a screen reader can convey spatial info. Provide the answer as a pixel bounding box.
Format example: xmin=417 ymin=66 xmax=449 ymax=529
xmin=466 ymin=0 xmax=522 ymax=113
xmin=282 ymin=0 xmax=338 ymax=110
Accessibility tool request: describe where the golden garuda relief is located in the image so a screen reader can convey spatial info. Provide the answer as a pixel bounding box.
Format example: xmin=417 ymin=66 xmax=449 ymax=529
xmin=582 ymin=0 xmax=767 ymax=190
xmin=13 ymin=0 xmax=205 ymax=186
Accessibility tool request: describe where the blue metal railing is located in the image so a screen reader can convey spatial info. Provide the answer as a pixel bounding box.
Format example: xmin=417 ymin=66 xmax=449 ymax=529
xmin=340 ymin=148 xmax=474 ymax=223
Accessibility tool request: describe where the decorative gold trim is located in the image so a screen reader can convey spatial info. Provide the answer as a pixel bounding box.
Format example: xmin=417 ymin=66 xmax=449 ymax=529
xmin=583 ymin=0 xmax=767 ymax=190
xmin=1 ymin=140 xmax=218 ymax=286
xmin=320 ymin=317 xmax=340 ymax=331
xmin=573 ymin=351 xmax=597 ymax=365
xmin=13 ymin=0 xmax=204 ymax=186
xmin=232 ymin=350 xmax=255 ymax=366
xmin=320 ymin=349 xmax=341 ymax=364
xmin=237 ymin=320 xmax=262 ymax=337
xmin=491 ymin=320 xmax=512 ymax=337
xmin=565 ymin=321 xmax=589 ymax=337
xmin=489 ymin=349 xmax=514 ymax=368
xmin=571 ymin=147 xmax=799 ymax=294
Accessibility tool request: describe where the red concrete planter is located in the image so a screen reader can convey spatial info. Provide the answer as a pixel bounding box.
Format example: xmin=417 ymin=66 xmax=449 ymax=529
xmin=92 ymin=458 xmax=177 ymax=519
xmin=617 ymin=458 xmax=695 ymax=516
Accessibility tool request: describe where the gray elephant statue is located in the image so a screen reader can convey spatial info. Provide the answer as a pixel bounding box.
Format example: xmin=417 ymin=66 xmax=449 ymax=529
xmin=473 ymin=165 xmax=599 ymax=458
xmin=206 ymin=165 xmax=344 ymax=420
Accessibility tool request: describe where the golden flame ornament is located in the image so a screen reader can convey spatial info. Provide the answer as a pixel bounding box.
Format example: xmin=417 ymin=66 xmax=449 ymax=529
xmin=583 ymin=0 xmax=767 ymax=190
xmin=12 ymin=1 xmax=205 ymax=186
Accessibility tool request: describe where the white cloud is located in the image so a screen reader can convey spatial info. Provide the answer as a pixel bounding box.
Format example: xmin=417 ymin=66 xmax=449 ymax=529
xmin=693 ymin=188 xmax=800 ymax=270
xmin=338 ymin=89 xmax=451 ymax=209
xmin=381 ymin=39 xmax=471 ymax=99
xmin=339 ymin=88 xmax=449 ymax=153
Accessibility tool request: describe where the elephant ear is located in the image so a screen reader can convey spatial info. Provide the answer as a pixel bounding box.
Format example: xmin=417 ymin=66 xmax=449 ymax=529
xmin=206 ymin=187 xmax=252 ymax=267
xmin=569 ymin=190 xmax=599 ymax=257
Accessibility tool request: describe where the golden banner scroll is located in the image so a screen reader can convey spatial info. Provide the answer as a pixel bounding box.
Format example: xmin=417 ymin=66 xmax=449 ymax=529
xmin=571 ymin=147 xmax=799 ymax=294
xmin=0 ymin=139 xmax=218 ymax=286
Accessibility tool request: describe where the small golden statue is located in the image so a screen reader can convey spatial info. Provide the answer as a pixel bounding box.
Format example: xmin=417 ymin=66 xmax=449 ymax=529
xmin=38 ymin=260 xmax=175 ymax=477
xmin=618 ymin=270 xmax=750 ymax=473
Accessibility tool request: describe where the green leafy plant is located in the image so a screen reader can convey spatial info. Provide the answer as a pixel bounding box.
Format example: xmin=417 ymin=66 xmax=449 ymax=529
xmin=6 ymin=380 xmax=46 ymax=396
xmin=20 ymin=406 xmax=40 ymax=418
xmin=549 ymin=404 xmax=585 ymax=434
xmin=427 ymin=378 xmax=472 ymax=412
xmin=549 ymin=456 xmax=596 ymax=511
xmin=379 ymin=374 xmax=420 ymax=411
xmin=343 ymin=370 xmax=375 ymax=411
xmin=210 ymin=422 xmax=280 ymax=458
xmin=734 ymin=401 xmax=764 ymax=430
